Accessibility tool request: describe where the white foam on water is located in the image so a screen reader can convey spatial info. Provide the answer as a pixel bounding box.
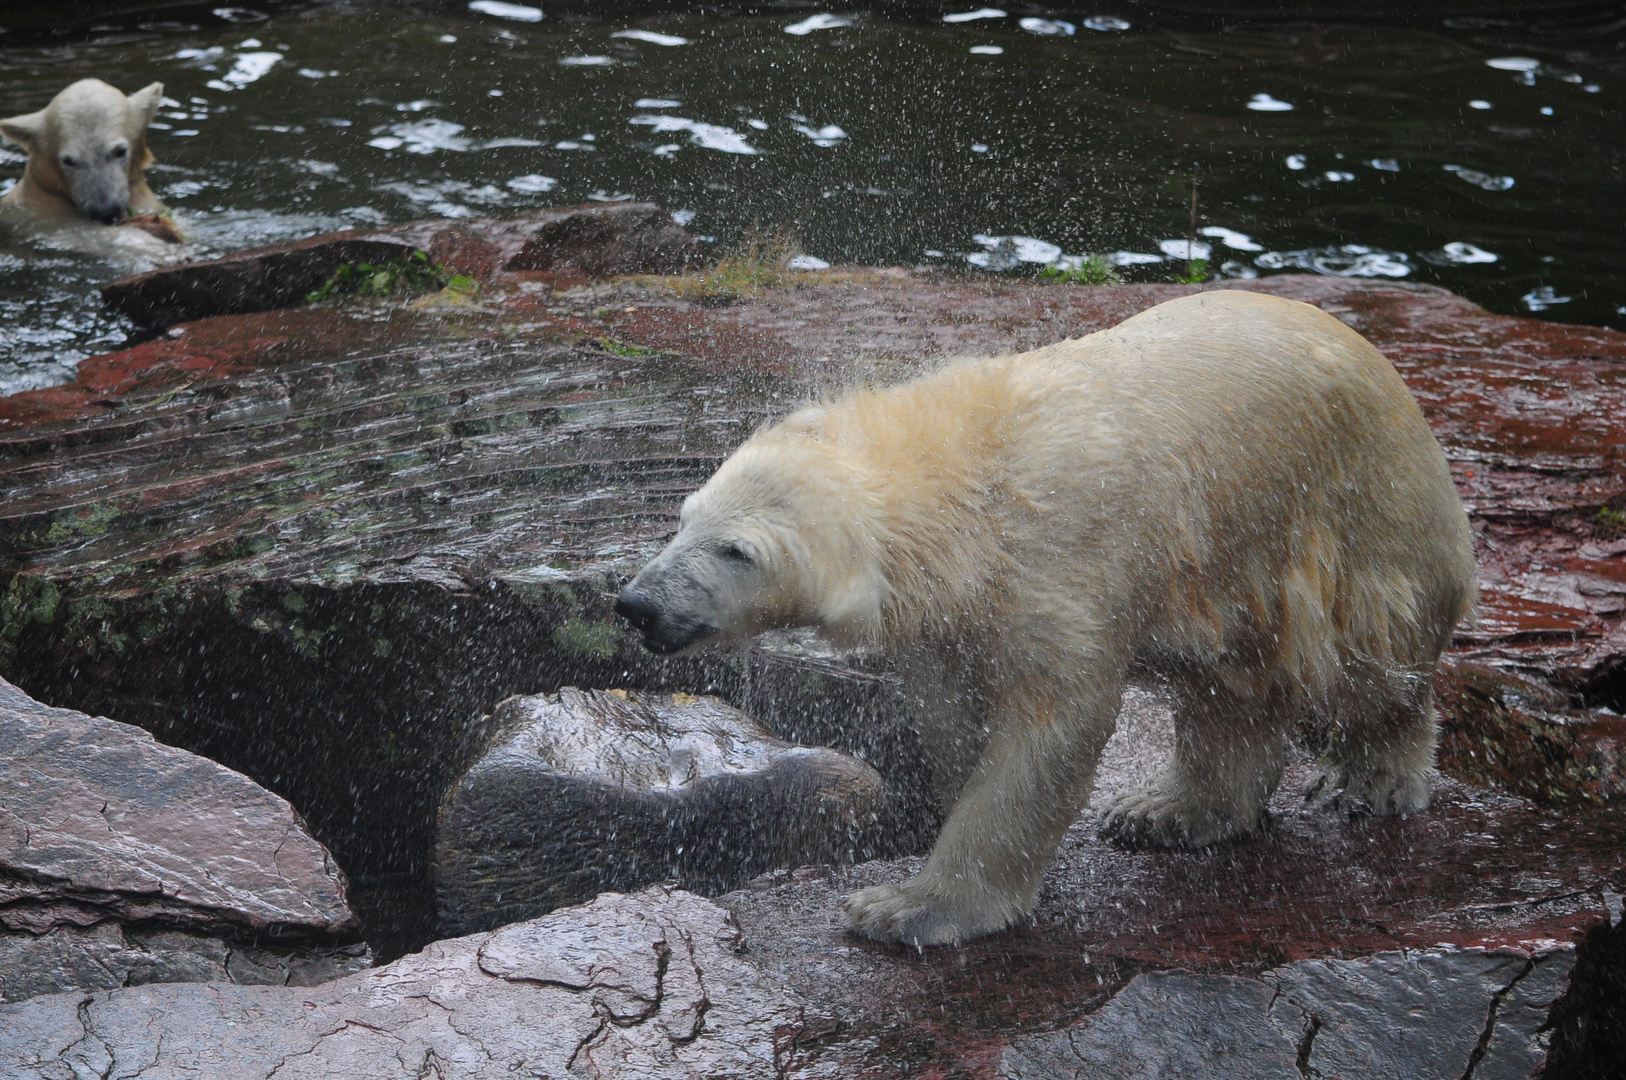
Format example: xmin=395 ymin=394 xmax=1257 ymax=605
xmin=1199 ymin=226 xmax=1263 ymax=252
xmin=1247 ymin=93 xmax=1293 ymax=112
xmin=943 ymin=9 xmax=1007 ymax=23
xmin=372 ymin=118 xmax=472 ymax=153
xmin=1019 ymin=18 xmax=1075 ymax=35
xmin=1469 ymin=100 xmax=1492 ymax=109
xmin=1158 ymin=239 xmax=1211 ymax=260
xmin=970 ymin=45 xmax=1004 ymax=54
xmin=506 ymin=174 xmax=558 ymax=193
xmin=1285 ymin=154 xmax=1307 ymax=170
xmin=787 ymin=254 xmax=830 ymax=269
xmin=612 ymin=30 xmax=689 ymax=46
xmin=469 ymin=1 xmax=542 ymax=23
xmin=1104 ymin=251 xmax=1162 ymax=265
xmin=1485 ymin=57 xmax=1539 ymax=72
xmin=1255 ymin=244 xmax=1411 ymax=278
xmin=1428 ymin=242 xmax=1499 ymax=265
xmin=1324 ymin=170 xmax=1355 ymax=182
xmin=784 ymin=14 xmax=854 ymax=35
xmin=794 ymin=123 xmax=847 ymax=146
xmin=1368 ymin=158 xmax=1400 ymax=172
xmin=635 ymin=98 xmax=681 ymax=108
xmin=1523 ymin=285 xmax=1570 ymax=311
xmin=206 ymin=51 xmax=281 ymax=91
xmin=671 ymin=209 xmax=697 ymax=225
xmin=629 ymin=115 xmax=760 ymax=155
xmin=559 ymin=56 xmax=614 ymax=66
xmin=1444 ymin=164 xmax=1515 ymax=191
xmin=1083 ymin=16 xmax=1130 ymax=31
xmin=967 ymin=234 xmax=1061 ymax=268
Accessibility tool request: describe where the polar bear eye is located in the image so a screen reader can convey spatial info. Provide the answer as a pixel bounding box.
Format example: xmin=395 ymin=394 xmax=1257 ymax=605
xmin=109 ymin=144 xmax=128 ymax=160
xmin=721 ymin=542 xmax=754 ymax=565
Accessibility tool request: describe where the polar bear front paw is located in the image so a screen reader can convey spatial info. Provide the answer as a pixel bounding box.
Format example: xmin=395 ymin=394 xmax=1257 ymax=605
xmin=1099 ymin=785 xmax=1257 ymax=849
xmin=1306 ymin=764 xmax=1431 ymax=817
xmin=842 ymin=882 xmax=1011 ymax=946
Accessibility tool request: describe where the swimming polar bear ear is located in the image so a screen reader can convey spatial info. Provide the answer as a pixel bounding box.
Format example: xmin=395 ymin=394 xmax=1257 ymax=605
xmin=127 ymin=83 xmax=164 ymax=128
xmin=0 ymin=109 xmax=44 ymax=151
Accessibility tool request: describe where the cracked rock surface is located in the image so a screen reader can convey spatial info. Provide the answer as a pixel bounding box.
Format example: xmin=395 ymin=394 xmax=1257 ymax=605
xmin=0 ymin=887 xmax=850 ymax=1080
xmin=436 ymin=687 xmax=895 ymax=936
xmin=999 ymin=947 xmax=1574 ymax=1080
xmin=0 ymin=677 xmax=364 ymax=1002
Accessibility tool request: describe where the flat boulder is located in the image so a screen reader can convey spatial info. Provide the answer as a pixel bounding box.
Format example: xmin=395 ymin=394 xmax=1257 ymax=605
xmin=0 ymin=678 xmax=366 ymax=1002
xmin=1000 ymin=946 xmax=1577 ymax=1080
xmin=0 ymin=886 xmax=849 ymax=1079
xmin=435 ymin=687 xmax=892 ymax=936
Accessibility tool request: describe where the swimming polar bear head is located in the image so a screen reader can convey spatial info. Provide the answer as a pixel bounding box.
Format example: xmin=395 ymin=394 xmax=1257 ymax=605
xmin=616 ymin=409 xmax=885 ymax=654
xmin=1 ymin=79 xmax=164 ymax=225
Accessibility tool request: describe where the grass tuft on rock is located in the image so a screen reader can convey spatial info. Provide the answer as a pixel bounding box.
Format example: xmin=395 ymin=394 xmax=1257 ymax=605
xmin=306 ymin=250 xmax=476 ymax=305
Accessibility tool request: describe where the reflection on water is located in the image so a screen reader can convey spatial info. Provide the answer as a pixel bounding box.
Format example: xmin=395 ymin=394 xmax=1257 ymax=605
xmin=0 ymin=0 xmax=1621 ymax=390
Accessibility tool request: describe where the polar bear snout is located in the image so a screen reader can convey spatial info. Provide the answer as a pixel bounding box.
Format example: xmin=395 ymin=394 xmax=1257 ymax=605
xmin=615 ymin=582 xmax=719 ymax=654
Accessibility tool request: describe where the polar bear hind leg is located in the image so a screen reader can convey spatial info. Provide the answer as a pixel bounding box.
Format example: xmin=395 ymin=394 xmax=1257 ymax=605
xmin=1100 ymin=673 xmax=1295 ymax=848
xmin=1308 ymin=662 xmax=1436 ymax=816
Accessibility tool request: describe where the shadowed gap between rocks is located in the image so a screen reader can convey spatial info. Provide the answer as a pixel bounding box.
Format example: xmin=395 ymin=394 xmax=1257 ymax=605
xmin=2 ymin=575 xmax=941 ymax=962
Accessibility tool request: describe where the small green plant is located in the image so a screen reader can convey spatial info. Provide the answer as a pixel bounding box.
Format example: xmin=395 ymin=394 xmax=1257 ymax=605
xmin=1595 ymin=504 xmax=1626 ymax=534
xmin=1174 ymin=258 xmax=1211 ymax=284
xmin=1039 ymin=255 xmax=1120 ymax=285
xmin=305 ymin=249 xmax=455 ymax=303
xmin=596 ymin=336 xmax=660 ymax=357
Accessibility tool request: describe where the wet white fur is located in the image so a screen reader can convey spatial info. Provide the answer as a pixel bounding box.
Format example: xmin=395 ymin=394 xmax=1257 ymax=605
xmin=632 ymin=290 xmax=1476 ymax=946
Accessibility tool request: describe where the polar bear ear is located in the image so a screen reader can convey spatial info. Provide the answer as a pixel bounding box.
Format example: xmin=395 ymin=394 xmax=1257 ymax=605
xmin=0 ymin=109 xmax=44 ymax=151
xmin=127 ymin=83 xmax=164 ymax=128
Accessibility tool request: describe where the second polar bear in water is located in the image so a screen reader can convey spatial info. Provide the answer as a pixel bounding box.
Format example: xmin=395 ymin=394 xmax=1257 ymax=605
xmin=616 ymin=290 xmax=1476 ymax=946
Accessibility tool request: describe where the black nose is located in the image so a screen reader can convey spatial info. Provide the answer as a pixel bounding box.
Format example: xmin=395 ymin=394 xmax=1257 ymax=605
xmin=615 ymin=588 xmax=659 ymax=632
xmin=86 ymin=202 xmax=122 ymax=226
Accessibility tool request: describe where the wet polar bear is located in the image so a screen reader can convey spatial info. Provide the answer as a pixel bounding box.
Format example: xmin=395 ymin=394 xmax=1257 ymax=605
xmin=617 ymin=290 xmax=1476 ymax=946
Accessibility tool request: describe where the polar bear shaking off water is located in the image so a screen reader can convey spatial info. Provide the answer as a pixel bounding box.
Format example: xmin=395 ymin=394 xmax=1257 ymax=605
xmin=616 ymin=289 xmax=1476 ymax=946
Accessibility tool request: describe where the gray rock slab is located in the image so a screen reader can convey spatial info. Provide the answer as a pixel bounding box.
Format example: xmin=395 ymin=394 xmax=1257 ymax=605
xmin=1000 ymin=947 xmax=1576 ymax=1080
xmin=999 ymin=970 xmax=1308 ymax=1080
xmin=435 ymin=687 xmax=893 ymax=936
xmin=0 ymin=677 xmax=362 ymax=1002
xmin=0 ymin=887 xmax=846 ymax=1080
xmin=0 ymin=677 xmax=354 ymax=935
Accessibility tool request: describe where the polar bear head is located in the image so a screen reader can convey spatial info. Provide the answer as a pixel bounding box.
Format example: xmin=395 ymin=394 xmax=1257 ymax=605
xmin=0 ymin=79 xmax=164 ymax=224
xmin=616 ymin=411 xmax=885 ymax=654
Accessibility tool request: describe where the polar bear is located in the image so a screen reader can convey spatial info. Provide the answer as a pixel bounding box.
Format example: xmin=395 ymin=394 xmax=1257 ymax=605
xmin=0 ymin=79 xmax=174 ymax=243
xmin=616 ymin=290 xmax=1476 ymax=946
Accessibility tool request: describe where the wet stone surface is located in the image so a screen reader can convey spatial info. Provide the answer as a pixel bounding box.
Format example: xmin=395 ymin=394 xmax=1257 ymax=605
xmin=0 ymin=677 xmax=366 ymax=1003
xmin=0 ymin=887 xmax=861 ymax=1080
xmin=435 ymin=686 xmax=899 ymax=937
xmin=999 ymin=947 xmax=1575 ymax=1080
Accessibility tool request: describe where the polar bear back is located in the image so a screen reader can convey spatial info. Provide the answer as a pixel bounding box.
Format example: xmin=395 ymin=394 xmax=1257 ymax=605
xmin=804 ymin=289 xmax=1474 ymax=691
xmin=999 ymin=289 xmax=1473 ymax=689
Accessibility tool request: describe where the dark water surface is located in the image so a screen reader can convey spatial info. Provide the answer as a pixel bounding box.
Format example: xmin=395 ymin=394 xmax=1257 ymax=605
xmin=1 ymin=1 xmax=1622 ymax=391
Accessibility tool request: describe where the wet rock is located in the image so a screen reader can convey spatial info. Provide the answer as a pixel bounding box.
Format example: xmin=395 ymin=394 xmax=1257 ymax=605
xmin=435 ymin=687 xmax=893 ymax=936
xmin=1435 ymin=660 xmax=1626 ymax=804
xmin=0 ymin=887 xmax=855 ymax=1079
xmin=100 ymin=202 xmax=699 ymax=330
xmin=0 ymin=676 xmax=365 ymax=1002
xmin=999 ymin=947 xmax=1575 ymax=1080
